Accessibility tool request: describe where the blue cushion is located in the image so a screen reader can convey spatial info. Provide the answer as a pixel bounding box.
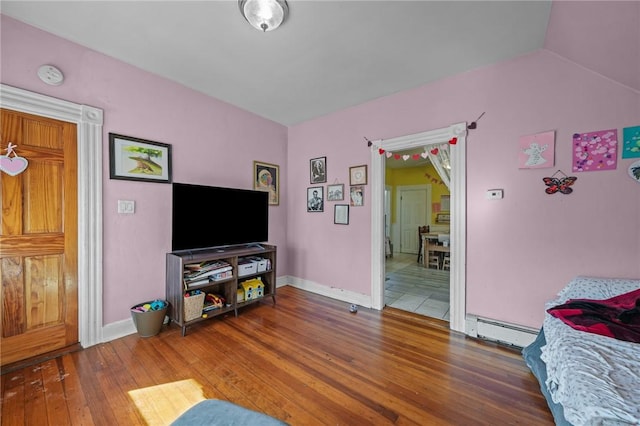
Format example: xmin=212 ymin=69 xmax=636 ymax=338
xmin=171 ymin=400 xmax=289 ymax=426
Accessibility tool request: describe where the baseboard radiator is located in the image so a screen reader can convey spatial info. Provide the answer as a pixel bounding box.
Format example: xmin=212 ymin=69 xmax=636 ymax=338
xmin=465 ymin=315 xmax=538 ymax=348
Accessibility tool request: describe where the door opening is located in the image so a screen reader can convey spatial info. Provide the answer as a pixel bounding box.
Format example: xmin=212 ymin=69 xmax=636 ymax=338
xmin=370 ymin=122 xmax=467 ymax=333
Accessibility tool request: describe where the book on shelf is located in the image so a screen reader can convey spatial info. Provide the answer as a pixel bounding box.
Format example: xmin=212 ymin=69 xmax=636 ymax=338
xmin=184 ymin=267 xmax=232 ymax=282
xmin=185 ymin=259 xmax=230 ymax=270
xmin=209 ymin=270 xmax=233 ymax=281
xmin=183 ymin=271 xmax=234 ymax=289
xmin=185 ymin=259 xmax=231 ymax=271
xmin=183 ymin=277 xmax=209 ymax=289
xmin=184 ymin=261 xmax=232 ymax=280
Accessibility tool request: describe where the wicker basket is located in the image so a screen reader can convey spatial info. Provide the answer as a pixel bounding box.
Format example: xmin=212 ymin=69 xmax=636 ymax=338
xmin=183 ymin=292 xmax=205 ymax=321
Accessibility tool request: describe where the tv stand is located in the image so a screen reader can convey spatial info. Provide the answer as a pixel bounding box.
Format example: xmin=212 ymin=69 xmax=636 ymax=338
xmin=166 ymin=244 xmax=277 ymax=336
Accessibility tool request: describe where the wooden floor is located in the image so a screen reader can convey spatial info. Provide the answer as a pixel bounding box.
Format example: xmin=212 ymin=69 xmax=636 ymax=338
xmin=1 ymin=286 xmax=553 ymax=425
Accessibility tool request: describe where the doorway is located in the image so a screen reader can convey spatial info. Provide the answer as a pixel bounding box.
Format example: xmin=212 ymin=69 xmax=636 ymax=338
xmin=0 ymin=84 xmax=104 ymax=352
xmin=370 ymin=122 xmax=467 ymax=333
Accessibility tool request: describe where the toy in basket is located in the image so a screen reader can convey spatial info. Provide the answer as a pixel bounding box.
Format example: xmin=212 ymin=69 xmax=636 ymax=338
xmin=183 ymin=290 xmax=206 ymax=321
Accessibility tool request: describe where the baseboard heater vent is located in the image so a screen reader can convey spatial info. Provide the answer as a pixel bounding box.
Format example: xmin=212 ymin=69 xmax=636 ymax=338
xmin=466 ymin=315 xmax=538 ymax=348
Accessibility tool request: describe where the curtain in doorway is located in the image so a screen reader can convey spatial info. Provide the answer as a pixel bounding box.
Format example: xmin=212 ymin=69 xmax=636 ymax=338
xmin=427 ymin=143 xmax=451 ymax=190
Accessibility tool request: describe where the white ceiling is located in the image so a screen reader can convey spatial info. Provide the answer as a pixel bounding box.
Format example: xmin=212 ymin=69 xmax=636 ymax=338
xmin=1 ymin=0 xmax=552 ymax=126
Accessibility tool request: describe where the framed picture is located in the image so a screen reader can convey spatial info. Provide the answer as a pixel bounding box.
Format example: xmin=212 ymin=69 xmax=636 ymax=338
xmin=349 ymin=165 xmax=367 ymax=185
xmin=253 ymin=161 xmax=279 ymax=205
xmin=334 ymin=204 xmax=349 ymax=225
xmin=350 ymin=185 xmax=364 ymax=207
xmin=109 ymin=133 xmax=172 ymax=183
xmin=327 ymin=183 xmax=344 ymax=201
xmin=307 ymin=186 xmax=324 ymax=212
xmin=310 ymin=156 xmax=327 ymax=184
xmin=436 ymin=213 xmax=450 ymax=224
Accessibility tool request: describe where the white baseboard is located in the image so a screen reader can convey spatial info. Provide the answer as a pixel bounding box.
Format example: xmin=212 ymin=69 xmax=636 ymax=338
xmin=283 ymin=276 xmax=372 ymax=307
xmin=101 ymin=278 xmax=538 ymax=350
xmin=466 ymin=315 xmax=538 ymax=348
xmin=97 ymin=275 xmax=300 ymax=345
xmin=102 ymin=317 xmax=137 ymax=343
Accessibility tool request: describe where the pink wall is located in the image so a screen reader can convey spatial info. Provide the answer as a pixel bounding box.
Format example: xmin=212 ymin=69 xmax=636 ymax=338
xmin=288 ymin=52 xmax=639 ymax=328
xmin=3 ymin=0 xmax=639 ymax=331
xmin=1 ymin=15 xmax=288 ymax=324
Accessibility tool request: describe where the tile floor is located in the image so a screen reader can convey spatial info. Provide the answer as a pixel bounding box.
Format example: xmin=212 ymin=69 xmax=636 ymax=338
xmin=385 ymin=252 xmax=450 ymax=321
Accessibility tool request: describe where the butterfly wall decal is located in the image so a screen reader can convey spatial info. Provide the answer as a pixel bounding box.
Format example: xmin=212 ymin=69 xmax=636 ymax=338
xmin=543 ymin=171 xmax=577 ymax=195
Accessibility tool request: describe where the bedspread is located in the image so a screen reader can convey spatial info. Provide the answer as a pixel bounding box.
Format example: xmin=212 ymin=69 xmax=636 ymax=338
xmin=547 ymin=288 xmax=640 ymax=343
xmin=540 ymin=276 xmax=640 ymax=426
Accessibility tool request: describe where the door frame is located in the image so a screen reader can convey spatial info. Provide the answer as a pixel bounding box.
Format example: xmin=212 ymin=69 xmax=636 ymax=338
xmin=370 ymin=122 xmax=467 ymax=333
xmin=1 ymin=84 xmax=104 ymax=347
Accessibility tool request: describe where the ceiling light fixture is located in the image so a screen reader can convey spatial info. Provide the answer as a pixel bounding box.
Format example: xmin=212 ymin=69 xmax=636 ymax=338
xmin=239 ymin=0 xmax=289 ymax=32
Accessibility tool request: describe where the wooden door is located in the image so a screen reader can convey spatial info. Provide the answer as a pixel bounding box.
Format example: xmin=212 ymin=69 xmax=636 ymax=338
xmin=0 ymin=109 xmax=78 ymax=366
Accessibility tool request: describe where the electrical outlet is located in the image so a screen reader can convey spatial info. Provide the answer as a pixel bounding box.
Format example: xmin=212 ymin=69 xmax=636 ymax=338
xmin=117 ymin=200 xmax=135 ymax=214
xmin=485 ymin=189 xmax=503 ymax=200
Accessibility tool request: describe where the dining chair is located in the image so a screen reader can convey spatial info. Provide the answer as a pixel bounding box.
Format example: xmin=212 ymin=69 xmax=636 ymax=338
xmin=442 ymin=253 xmax=451 ymax=271
xmin=417 ymin=225 xmax=429 ymax=263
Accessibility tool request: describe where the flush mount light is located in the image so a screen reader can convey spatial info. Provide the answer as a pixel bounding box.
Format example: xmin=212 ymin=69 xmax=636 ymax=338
xmin=239 ymin=0 xmax=289 ymax=32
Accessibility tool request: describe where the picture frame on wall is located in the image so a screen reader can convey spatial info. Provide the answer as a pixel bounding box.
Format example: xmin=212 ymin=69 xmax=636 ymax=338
xmin=109 ymin=133 xmax=172 ymax=183
xmin=349 ymin=185 xmax=364 ymax=207
xmin=310 ymin=156 xmax=327 ymax=184
xmin=327 ymin=183 xmax=344 ymax=201
xmin=253 ymin=161 xmax=280 ymax=205
xmin=334 ymin=204 xmax=349 ymax=225
xmin=349 ymin=165 xmax=367 ymax=185
xmin=307 ymin=186 xmax=324 ymax=212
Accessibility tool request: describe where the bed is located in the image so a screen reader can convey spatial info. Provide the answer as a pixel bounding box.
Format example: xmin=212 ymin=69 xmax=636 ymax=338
xmin=522 ymin=276 xmax=640 ymax=426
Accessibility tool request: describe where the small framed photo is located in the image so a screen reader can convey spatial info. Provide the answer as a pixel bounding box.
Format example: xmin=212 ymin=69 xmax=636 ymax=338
xmin=334 ymin=204 xmax=349 ymax=225
xmin=349 ymin=165 xmax=367 ymax=185
xmin=307 ymin=186 xmax=324 ymax=212
xmin=254 ymin=161 xmax=279 ymax=205
xmin=327 ymin=184 xmax=344 ymax=201
xmin=436 ymin=213 xmax=451 ymax=224
xmin=310 ymin=157 xmax=327 ymax=184
xmin=109 ymin=133 xmax=172 ymax=183
xmin=350 ymin=185 xmax=364 ymax=207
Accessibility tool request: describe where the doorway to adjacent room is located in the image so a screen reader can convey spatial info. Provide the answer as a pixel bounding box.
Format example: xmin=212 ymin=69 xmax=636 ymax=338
xmin=370 ymin=122 xmax=467 ymax=333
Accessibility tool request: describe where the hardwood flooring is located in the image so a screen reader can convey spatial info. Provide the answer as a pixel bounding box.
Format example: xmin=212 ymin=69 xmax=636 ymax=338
xmin=1 ymin=286 xmax=553 ymax=425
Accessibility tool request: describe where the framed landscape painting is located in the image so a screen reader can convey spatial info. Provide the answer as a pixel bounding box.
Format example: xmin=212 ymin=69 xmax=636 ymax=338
xmin=109 ymin=133 xmax=172 ymax=183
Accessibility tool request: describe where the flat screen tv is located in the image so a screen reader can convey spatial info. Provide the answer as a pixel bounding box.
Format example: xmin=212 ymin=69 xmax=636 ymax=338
xmin=171 ymin=182 xmax=268 ymax=252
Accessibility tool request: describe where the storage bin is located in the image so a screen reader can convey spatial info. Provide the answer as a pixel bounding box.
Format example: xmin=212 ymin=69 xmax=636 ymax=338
xmin=183 ymin=292 xmax=205 ymax=321
xmin=131 ymin=300 xmax=169 ymax=337
xmin=238 ymin=259 xmax=258 ymax=277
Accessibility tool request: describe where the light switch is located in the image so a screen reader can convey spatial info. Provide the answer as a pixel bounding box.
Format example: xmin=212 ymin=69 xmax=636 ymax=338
xmin=485 ymin=189 xmax=503 ymax=200
xmin=117 ymin=200 xmax=135 ymax=214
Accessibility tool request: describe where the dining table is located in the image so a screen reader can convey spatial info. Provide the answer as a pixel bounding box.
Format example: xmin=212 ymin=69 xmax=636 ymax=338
xmin=421 ymin=233 xmax=450 ymax=268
